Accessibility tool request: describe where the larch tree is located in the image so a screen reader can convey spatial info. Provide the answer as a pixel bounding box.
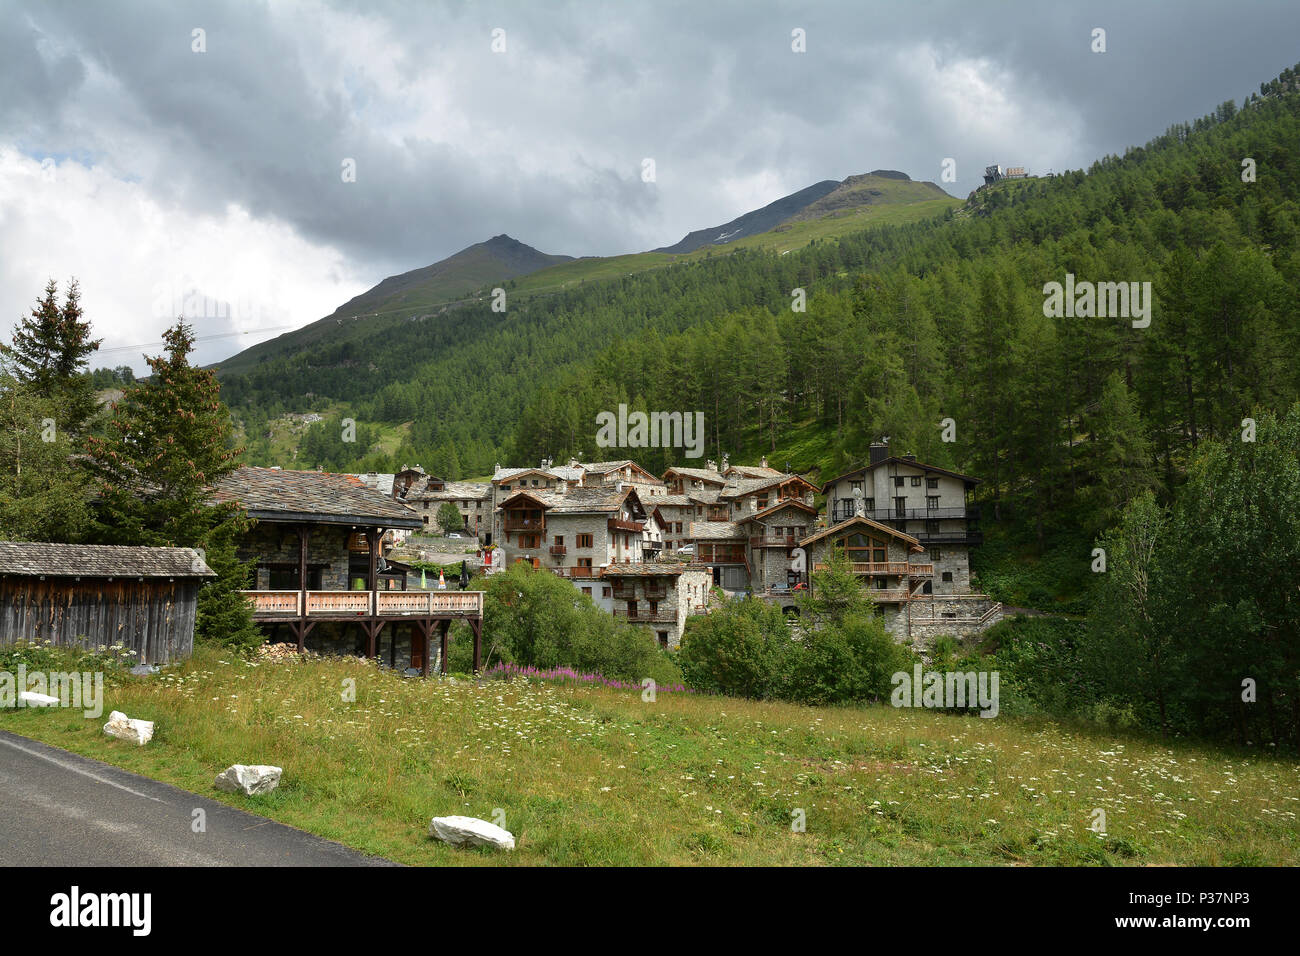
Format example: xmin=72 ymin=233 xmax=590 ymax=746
xmin=84 ymin=320 xmax=260 ymax=648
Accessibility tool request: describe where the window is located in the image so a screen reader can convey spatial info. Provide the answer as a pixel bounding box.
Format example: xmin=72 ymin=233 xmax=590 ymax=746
xmin=863 ymin=497 xmax=874 ymax=512
xmin=657 ymin=631 xmax=669 ymax=648
xmin=927 ymin=496 xmax=941 ymax=510
xmin=577 ymin=557 xmax=593 ymax=569
xmin=893 ymin=476 xmax=905 ymax=487
xmin=927 ymin=478 xmax=939 ymax=489
xmin=929 ymin=548 xmax=942 ymax=561
xmin=922 ymin=581 xmax=933 ymax=594
xmin=554 ymin=535 xmax=564 ymax=546
xmin=602 ymin=586 xmax=611 ymax=598
xmin=577 ymin=534 xmax=593 ymax=548
xmin=894 ymin=496 xmax=907 ymax=515
xmin=520 ymin=534 xmax=539 ymax=549
xmin=926 ymin=519 xmax=940 ymax=535
xmin=422 ymin=516 xmax=429 ymax=524
xmin=910 ymin=476 xmax=921 ymax=487
xmin=850 ymin=480 xmax=864 ymax=494
xmin=581 ymin=587 xmax=591 ymax=596
xmin=649 ymin=600 xmax=659 ymax=615
xmin=942 ymin=571 xmax=953 ymax=583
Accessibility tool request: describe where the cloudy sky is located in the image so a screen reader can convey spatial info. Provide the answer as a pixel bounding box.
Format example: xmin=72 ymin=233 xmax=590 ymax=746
xmin=2 ymin=0 xmax=1297 ymax=370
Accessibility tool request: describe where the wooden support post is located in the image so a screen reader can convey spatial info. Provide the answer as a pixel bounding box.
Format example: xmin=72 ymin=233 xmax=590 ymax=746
xmin=471 ymin=618 xmax=482 ymax=673
xmin=439 ymin=620 xmax=450 ymax=675
xmin=422 ymin=621 xmax=434 ymax=677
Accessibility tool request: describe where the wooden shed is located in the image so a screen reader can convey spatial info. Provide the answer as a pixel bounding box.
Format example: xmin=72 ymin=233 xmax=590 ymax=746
xmin=0 ymin=541 xmax=215 ymax=664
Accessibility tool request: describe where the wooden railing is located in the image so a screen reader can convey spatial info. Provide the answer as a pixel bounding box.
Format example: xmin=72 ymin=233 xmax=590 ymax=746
xmin=242 ymin=590 xmax=484 ymax=618
xmin=548 ymin=545 xmax=567 ymax=556
xmin=607 ymin=518 xmax=645 ymax=534
xmin=813 ymin=562 xmax=933 ymax=576
xmin=612 ymin=607 xmax=675 ymax=622
xmin=750 ymin=535 xmax=798 ymax=547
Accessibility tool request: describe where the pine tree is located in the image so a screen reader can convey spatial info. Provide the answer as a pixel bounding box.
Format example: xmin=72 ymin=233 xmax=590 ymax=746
xmin=84 ymin=320 xmax=260 ymax=648
xmin=0 ymin=374 xmax=90 ymax=542
xmin=1 ymin=279 xmax=102 ymax=434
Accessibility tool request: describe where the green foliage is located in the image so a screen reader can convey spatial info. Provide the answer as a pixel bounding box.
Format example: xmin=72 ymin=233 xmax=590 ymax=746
xmin=436 ymin=501 xmax=463 ymax=533
xmin=83 ymin=321 xmax=260 ymax=649
xmin=0 ymin=374 xmax=90 ymax=541
xmin=677 ymin=598 xmax=791 ymax=699
xmin=464 ymin=563 xmax=679 ymax=684
xmin=1 ymin=279 xmax=102 ymax=436
xmin=679 ymin=552 xmax=915 ymax=705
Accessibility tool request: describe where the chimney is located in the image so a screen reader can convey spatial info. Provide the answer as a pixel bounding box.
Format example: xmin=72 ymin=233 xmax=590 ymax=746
xmin=903 ymin=454 xmax=917 ymax=462
xmin=706 ymin=459 xmax=717 ymax=473
xmin=721 ymin=453 xmax=730 ymax=471
xmin=869 ymin=442 xmax=889 ymax=466
xmin=760 ymin=456 xmax=768 ymax=469
xmin=569 ymin=457 xmax=580 ymax=468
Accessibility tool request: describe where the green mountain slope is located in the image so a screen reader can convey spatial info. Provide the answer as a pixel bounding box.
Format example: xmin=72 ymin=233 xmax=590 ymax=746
xmin=217 ymin=234 xmax=573 ymax=377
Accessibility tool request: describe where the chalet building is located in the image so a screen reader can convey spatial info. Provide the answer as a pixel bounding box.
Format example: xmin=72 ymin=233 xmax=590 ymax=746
xmin=674 ymin=465 xmax=820 ymax=591
xmin=821 ymin=443 xmax=982 ymax=596
xmin=404 ymin=478 xmax=492 ymax=538
xmin=212 ymin=466 xmax=484 ymax=673
xmin=663 ymin=460 xmax=728 ymax=496
xmin=597 ymin=564 xmax=712 ymax=648
xmin=578 ymin=460 xmax=667 ymax=498
xmin=0 ymin=542 xmax=214 ymax=664
xmin=496 ymin=484 xmax=650 ymax=577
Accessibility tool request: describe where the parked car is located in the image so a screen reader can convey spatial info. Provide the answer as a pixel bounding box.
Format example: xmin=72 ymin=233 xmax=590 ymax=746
xmin=677 ymin=543 xmax=694 ymax=554
xmin=448 ymin=532 xmax=462 ymax=539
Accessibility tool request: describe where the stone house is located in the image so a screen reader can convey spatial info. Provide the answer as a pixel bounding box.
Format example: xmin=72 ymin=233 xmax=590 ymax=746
xmin=821 ymin=443 xmax=982 ymax=598
xmin=406 ymin=478 xmax=492 ymax=538
xmin=212 ymin=466 xmax=421 ymax=593
xmin=598 ymin=563 xmax=712 ymax=648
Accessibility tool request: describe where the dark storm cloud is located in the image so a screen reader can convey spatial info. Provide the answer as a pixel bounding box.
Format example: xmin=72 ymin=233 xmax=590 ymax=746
xmin=4 ymin=0 xmax=1300 ymax=280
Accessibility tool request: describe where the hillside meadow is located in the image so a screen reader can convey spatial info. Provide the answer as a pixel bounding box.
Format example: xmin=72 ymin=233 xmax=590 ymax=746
xmin=4 ymin=644 xmax=1296 ymax=866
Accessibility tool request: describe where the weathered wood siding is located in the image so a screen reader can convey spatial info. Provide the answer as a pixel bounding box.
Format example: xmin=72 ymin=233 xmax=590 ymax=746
xmin=0 ymin=576 xmax=199 ymax=664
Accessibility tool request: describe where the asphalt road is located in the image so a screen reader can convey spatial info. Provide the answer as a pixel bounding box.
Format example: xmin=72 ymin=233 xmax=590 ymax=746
xmin=0 ymin=730 xmax=396 ymax=866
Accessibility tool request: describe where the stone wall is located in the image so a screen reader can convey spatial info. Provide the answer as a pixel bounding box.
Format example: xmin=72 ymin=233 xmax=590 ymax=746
xmin=241 ymin=523 xmax=354 ymax=591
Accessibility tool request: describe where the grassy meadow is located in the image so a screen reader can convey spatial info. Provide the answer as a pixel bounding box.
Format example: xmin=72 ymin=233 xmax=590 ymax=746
xmin=4 ymin=644 xmax=1296 ymax=866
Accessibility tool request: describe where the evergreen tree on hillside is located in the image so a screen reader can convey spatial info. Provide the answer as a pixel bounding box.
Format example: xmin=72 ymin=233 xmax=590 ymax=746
xmin=84 ymin=320 xmax=259 ymax=648
xmin=1 ymin=279 xmax=102 ymax=435
xmin=0 ymin=373 xmax=90 ymax=542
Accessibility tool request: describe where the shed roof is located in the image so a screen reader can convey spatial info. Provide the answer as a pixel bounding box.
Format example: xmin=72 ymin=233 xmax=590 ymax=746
xmin=0 ymin=541 xmax=215 ymax=578
xmin=212 ymin=467 xmax=422 ymax=528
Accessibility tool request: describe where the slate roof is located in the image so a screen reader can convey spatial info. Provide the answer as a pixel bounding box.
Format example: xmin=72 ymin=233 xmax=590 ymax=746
xmin=600 ymin=562 xmax=711 ymax=577
xmin=497 ymin=485 xmax=645 ymax=516
xmin=821 ymin=457 xmax=981 ymax=492
xmin=413 ymin=479 xmax=492 ymax=501
xmin=726 ymin=464 xmax=784 ymax=479
xmin=798 ymin=515 xmax=923 ymax=551
xmin=663 ymin=466 xmax=727 ymax=484
xmin=688 ymin=521 xmax=745 ymax=540
xmin=352 ymin=472 xmax=395 ymax=496
xmin=0 ymin=541 xmax=215 ymax=578
xmin=751 ymin=499 xmax=818 ymax=521
xmin=212 ymin=467 xmax=422 ymax=528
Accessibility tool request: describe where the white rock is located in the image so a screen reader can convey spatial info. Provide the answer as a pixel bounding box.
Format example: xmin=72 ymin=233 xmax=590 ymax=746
xmin=19 ymin=691 xmax=59 ymax=706
xmin=214 ymin=764 xmax=283 ymax=796
xmin=428 ymin=815 xmax=515 ymax=851
xmin=102 ymin=710 xmax=154 ymax=746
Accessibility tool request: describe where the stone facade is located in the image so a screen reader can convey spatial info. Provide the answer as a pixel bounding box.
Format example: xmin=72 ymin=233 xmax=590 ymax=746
xmin=241 ymin=523 xmax=355 ymax=591
xmin=599 ymin=565 xmax=711 ymax=647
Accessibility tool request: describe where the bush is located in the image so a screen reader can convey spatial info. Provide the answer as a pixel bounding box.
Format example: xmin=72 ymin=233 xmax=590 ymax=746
xmin=677 ymin=598 xmax=789 ymax=699
xmin=458 ymin=564 xmax=680 ymax=684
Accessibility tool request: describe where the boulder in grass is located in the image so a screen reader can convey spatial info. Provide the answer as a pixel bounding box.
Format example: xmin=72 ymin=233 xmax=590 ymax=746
xmin=428 ymin=815 xmax=515 ymax=851
xmin=214 ymin=765 xmax=283 ymax=796
xmin=103 ymin=710 xmax=154 ymax=745
xmin=18 ymin=691 xmax=59 ymax=707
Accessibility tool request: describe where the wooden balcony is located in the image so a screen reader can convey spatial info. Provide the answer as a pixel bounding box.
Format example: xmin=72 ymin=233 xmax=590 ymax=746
xmin=612 ymin=607 xmax=676 ymax=623
xmin=503 ymin=516 xmax=545 ymax=533
xmin=813 ymin=562 xmax=933 ymax=576
xmin=607 ymin=517 xmax=645 ymax=534
xmin=548 ymin=545 xmax=567 ymax=556
xmin=750 ymin=534 xmax=798 ymax=548
xmin=242 ymin=589 xmax=484 ymax=620
xmin=553 ymin=566 xmax=599 ymax=579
